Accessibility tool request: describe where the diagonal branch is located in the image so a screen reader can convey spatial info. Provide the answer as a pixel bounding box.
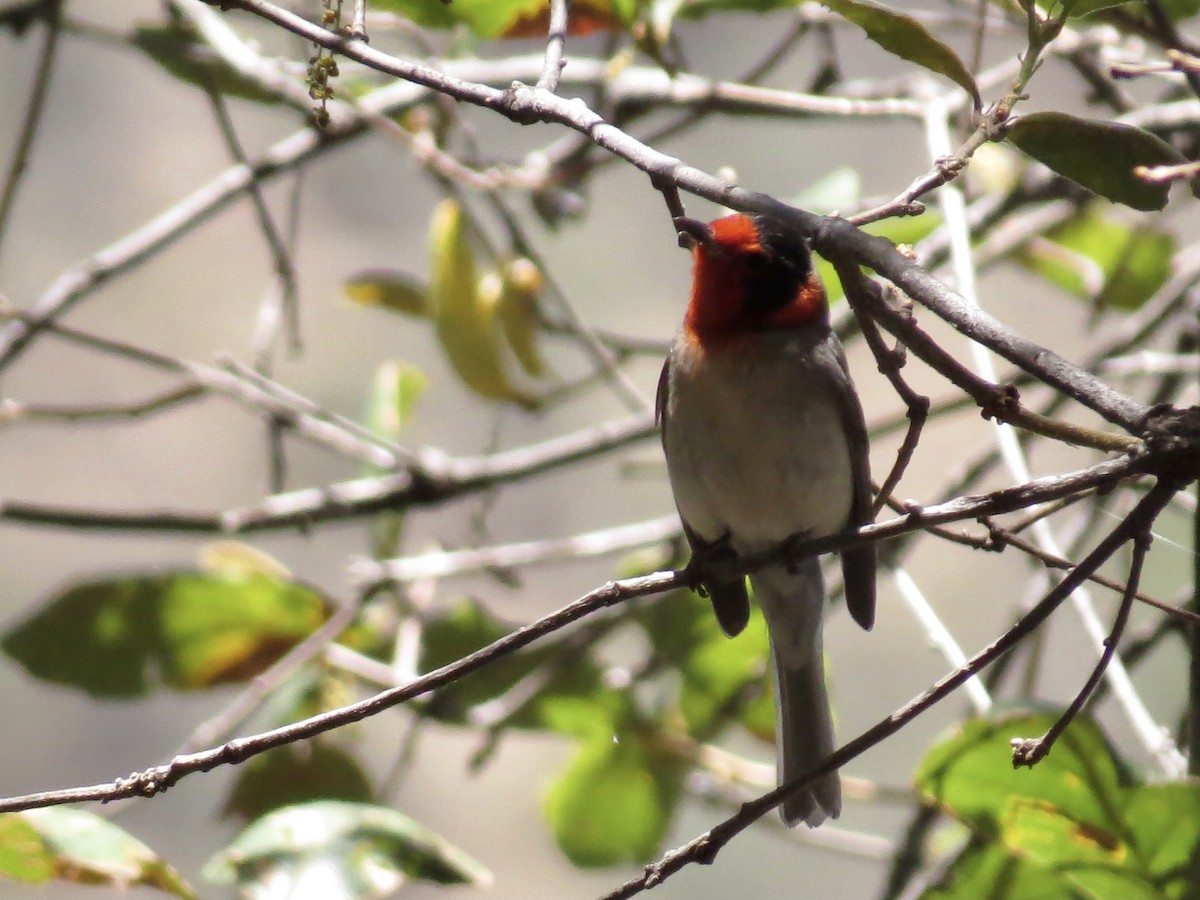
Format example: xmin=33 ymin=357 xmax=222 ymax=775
xmin=0 ymin=567 xmax=683 ymax=813
xmin=600 ymin=479 xmax=1179 ymax=900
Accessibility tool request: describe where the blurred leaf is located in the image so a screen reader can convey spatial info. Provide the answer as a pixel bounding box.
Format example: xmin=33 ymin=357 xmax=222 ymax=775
xmin=496 ymin=257 xmax=549 ymax=377
xmin=345 ymin=271 xmax=429 ymax=316
xmin=682 ymin=0 xmax=819 ymax=13
xmin=428 ymin=200 xmax=537 ymax=407
xmin=0 ymin=814 xmax=53 ymax=884
xmin=417 ymin=597 xmax=613 ymax=735
xmin=916 ymin=711 xmax=1200 ymax=900
xmin=794 ymin=167 xmax=862 ymax=215
xmin=365 ymin=360 xmax=428 ymax=443
xmin=362 ymin=360 xmax=426 ymax=553
xmin=1007 ymin=113 xmax=1185 ymax=211
xmin=819 ymin=211 xmax=942 ymax=303
xmin=917 ymin=711 xmax=1128 ymax=830
xmin=19 ymin=808 xmax=194 ymax=898
xmin=919 ymin=841 xmax=1078 ymax=900
xmin=2 ymin=572 xmax=331 ymax=697
xmin=543 ymin=726 xmax=687 ymax=867
xmin=822 ymin=0 xmax=981 ymax=108
xmin=223 ymin=743 xmax=374 ymax=822
xmin=967 ymin=143 xmax=1024 ymax=197
xmin=1018 ymin=205 xmax=1174 ymax=311
xmin=502 ymin=0 xmax=627 ymax=36
xmin=204 ymin=801 xmax=491 ymax=894
xmin=1121 ymin=784 xmax=1200 ymax=885
xmin=199 ymin=541 xmax=291 ymax=580
xmin=1157 ymin=0 xmax=1200 ymax=19
xmin=371 ymin=0 xmax=626 ymax=37
xmin=634 ymin=588 xmax=772 ymax=739
xmin=133 ymin=24 xmax=287 ymax=106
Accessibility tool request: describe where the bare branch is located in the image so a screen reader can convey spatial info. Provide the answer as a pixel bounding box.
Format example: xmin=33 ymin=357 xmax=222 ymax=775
xmin=536 ymin=0 xmax=569 ymax=92
xmin=601 ymin=479 xmax=1179 ymax=900
xmin=0 ymin=568 xmax=683 ymax=813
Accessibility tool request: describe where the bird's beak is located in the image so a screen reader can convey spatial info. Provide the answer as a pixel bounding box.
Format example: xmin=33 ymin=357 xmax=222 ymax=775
xmin=674 ymin=216 xmax=713 ymax=251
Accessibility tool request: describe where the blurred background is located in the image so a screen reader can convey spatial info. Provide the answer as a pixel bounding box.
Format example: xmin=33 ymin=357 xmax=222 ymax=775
xmin=1 ymin=1 xmax=1197 ymax=897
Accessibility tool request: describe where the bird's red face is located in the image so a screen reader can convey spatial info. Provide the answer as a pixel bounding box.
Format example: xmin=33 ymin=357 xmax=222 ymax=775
xmin=681 ymin=213 xmax=828 ymax=348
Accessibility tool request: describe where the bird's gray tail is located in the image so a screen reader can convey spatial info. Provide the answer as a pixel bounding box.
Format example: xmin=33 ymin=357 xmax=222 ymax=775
xmin=753 ymin=557 xmax=840 ymax=828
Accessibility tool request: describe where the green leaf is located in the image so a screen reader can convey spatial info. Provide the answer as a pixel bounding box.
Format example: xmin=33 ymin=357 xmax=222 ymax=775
xmin=204 ymin=801 xmax=491 ymax=893
xmin=543 ymin=728 xmax=687 ymax=867
xmin=794 ymin=167 xmax=862 ymax=216
xmin=917 ymin=712 xmax=1200 ymax=900
xmin=919 ymin=841 xmax=1079 ymax=900
xmin=365 ymin=360 xmax=428 ymax=443
xmin=417 ymin=597 xmax=613 ymax=735
xmin=1007 ymin=113 xmax=1185 ymax=211
xmin=133 ymin=25 xmax=287 ymax=106
xmin=1157 ymin=0 xmax=1200 ymax=19
xmin=1017 ymin=205 xmax=1174 ymax=311
xmin=1122 ymin=784 xmax=1200 ymax=891
xmin=496 ymin=258 xmax=549 ymax=378
xmin=917 ymin=711 xmax=1129 ymax=830
xmin=2 ymin=572 xmax=331 ymax=697
xmin=345 ymin=271 xmax=429 ymax=316
xmin=635 ymin=588 xmax=772 ymax=739
xmin=821 ymin=0 xmax=981 ymax=108
xmin=819 ymin=211 xmax=942 ymax=303
xmin=1002 ymin=800 xmax=1163 ymax=900
xmin=19 ymin=808 xmax=195 ymax=898
xmin=223 ymin=743 xmax=375 ymax=822
xmin=428 ymin=199 xmax=536 ymax=407
xmin=0 ymin=814 xmax=54 ymax=884
xmin=199 ymin=540 xmax=291 ymax=580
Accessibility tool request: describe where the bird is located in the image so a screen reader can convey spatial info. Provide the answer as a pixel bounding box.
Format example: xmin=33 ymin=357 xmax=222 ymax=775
xmin=657 ymin=211 xmax=876 ymax=827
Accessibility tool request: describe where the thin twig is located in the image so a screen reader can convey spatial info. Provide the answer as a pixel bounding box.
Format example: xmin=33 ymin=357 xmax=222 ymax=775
xmin=1011 ymin=511 xmax=1151 ymax=766
xmin=351 ymin=515 xmax=681 ymax=585
xmin=925 ymin=92 xmax=1184 ymax=775
xmin=349 ymin=0 xmax=367 ymax=41
xmin=835 ymin=260 xmax=930 ymax=513
xmin=0 ymin=568 xmax=683 ymax=813
xmin=176 ymin=589 xmax=363 ymax=752
xmin=0 ymin=0 xmax=61 ymax=264
xmin=599 ymin=480 xmax=1178 ymax=900
xmin=1 ymin=448 xmax=1145 ymax=540
xmin=536 ymin=0 xmax=569 ymax=92
xmin=0 ymin=384 xmax=204 ymax=423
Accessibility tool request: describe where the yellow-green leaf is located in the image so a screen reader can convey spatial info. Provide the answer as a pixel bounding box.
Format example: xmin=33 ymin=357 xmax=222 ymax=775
xmin=366 ymin=360 xmax=428 ymax=443
xmin=428 ymin=200 xmax=535 ymax=407
xmin=543 ymin=729 xmax=686 ymax=867
xmin=345 ymin=270 xmax=429 ymax=316
xmin=199 ymin=541 xmax=291 ymax=580
xmin=20 ymin=808 xmax=195 ymax=898
xmin=2 ymin=572 xmax=331 ymax=696
xmin=496 ymin=257 xmax=548 ymax=378
xmin=916 ymin=711 xmax=1200 ymax=900
xmin=1018 ymin=205 xmax=1174 ymax=311
xmin=0 ymin=814 xmax=53 ymax=884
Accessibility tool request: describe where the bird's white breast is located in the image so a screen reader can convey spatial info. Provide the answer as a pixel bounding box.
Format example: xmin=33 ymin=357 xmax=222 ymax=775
xmin=663 ymin=329 xmax=854 ymax=554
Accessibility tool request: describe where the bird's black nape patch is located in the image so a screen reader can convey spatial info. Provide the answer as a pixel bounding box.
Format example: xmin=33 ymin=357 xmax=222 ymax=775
xmin=741 ymin=215 xmax=813 ymax=317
